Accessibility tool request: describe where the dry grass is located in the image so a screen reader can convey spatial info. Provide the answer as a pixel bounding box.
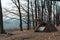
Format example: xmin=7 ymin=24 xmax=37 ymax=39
xmin=0 ymin=25 xmax=60 ymax=40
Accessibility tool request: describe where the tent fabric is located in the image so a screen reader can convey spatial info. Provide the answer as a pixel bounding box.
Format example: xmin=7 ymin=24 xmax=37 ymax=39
xmin=34 ymin=23 xmax=57 ymax=32
xmin=34 ymin=19 xmax=57 ymax=32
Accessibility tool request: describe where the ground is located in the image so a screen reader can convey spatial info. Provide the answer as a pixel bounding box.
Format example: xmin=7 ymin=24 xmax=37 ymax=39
xmin=0 ymin=25 xmax=60 ymax=40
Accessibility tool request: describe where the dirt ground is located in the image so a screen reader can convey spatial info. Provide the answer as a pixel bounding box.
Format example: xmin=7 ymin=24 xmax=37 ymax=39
xmin=0 ymin=25 xmax=60 ymax=40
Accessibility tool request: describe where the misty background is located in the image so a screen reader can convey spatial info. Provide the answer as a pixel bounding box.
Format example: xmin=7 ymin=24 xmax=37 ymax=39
xmin=1 ymin=0 xmax=60 ymax=30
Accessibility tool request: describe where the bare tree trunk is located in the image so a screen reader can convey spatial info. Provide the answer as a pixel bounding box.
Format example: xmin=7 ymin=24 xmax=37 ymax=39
xmin=41 ymin=6 xmax=43 ymax=21
xmin=35 ymin=0 xmax=37 ymax=27
xmin=17 ymin=0 xmax=23 ymax=31
xmin=41 ymin=0 xmax=44 ymax=21
xmin=27 ymin=0 xmax=30 ymax=30
xmin=37 ymin=0 xmax=40 ymax=19
xmin=38 ymin=6 xmax=40 ymax=19
xmin=31 ymin=2 xmax=34 ymax=29
xmin=56 ymin=13 xmax=60 ymax=26
xmin=46 ymin=0 xmax=52 ymax=23
xmin=0 ymin=0 xmax=6 ymax=34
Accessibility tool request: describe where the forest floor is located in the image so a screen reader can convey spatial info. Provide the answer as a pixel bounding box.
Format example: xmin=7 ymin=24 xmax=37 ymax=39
xmin=0 ymin=25 xmax=60 ymax=40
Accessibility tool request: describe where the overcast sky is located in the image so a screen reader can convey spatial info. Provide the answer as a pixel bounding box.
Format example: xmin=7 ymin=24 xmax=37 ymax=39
xmin=1 ymin=0 xmax=60 ymax=20
xmin=1 ymin=0 xmax=28 ymax=21
xmin=1 ymin=0 xmax=11 ymax=8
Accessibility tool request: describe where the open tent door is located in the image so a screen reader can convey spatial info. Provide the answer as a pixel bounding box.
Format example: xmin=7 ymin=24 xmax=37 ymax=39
xmin=34 ymin=23 xmax=58 ymax=32
xmin=38 ymin=26 xmax=45 ymax=32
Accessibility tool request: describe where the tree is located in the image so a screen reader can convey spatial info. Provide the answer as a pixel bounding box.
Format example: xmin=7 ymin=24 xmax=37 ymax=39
xmin=0 ymin=0 xmax=6 ymax=34
xmin=11 ymin=0 xmax=23 ymax=31
xmin=41 ymin=0 xmax=44 ymax=21
xmin=56 ymin=13 xmax=60 ymax=26
xmin=17 ymin=0 xmax=23 ymax=31
xmin=4 ymin=0 xmax=33 ymax=30
xmin=46 ymin=0 xmax=52 ymax=23
xmin=35 ymin=0 xmax=37 ymax=27
xmin=31 ymin=1 xmax=34 ymax=29
xmin=27 ymin=0 xmax=30 ymax=30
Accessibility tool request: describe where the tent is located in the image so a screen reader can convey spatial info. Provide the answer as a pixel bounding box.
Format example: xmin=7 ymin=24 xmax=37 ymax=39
xmin=34 ymin=19 xmax=57 ymax=32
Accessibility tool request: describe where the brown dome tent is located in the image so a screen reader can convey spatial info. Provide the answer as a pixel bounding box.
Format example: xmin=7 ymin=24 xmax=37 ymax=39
xmin=34 ymin=18 xmax=57 ymax=32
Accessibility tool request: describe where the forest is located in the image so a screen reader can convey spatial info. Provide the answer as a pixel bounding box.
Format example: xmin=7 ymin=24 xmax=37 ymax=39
xmin=0 ymin=0 xmax=60 ymax=40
